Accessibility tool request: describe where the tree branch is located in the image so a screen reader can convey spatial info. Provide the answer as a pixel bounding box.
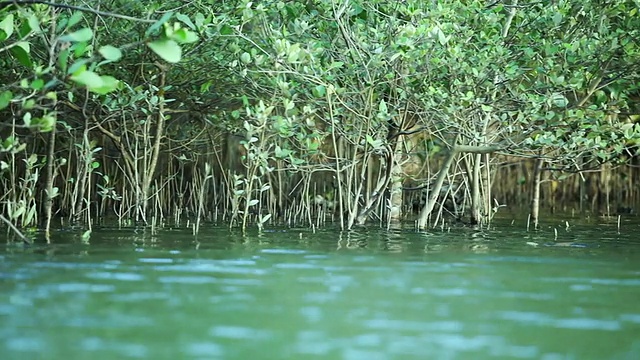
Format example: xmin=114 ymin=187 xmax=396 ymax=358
xmin=0 ymin=1 xmax=155 ymax=23
xmin=0 ymin=214 xmax=33 ymax=244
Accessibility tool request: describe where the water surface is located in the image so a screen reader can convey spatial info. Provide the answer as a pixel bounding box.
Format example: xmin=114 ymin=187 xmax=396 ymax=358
xmin=2 ymin=220 xmax=640 ymax=359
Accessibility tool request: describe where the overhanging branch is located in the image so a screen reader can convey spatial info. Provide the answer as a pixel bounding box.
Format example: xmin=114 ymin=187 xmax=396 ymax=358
xmin=0 ymin=0 xmax=155 ymax=23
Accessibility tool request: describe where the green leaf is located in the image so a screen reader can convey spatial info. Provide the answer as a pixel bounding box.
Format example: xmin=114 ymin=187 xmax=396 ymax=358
xmin=46 ymin=186 xmax=60 ymax=199
xmin=10 ymin=42 xmax=32 ymax=67
xmin=287 ymin=43 xmax=300 ymax=63
xmin=195 ymin=13 xmax=206 ymax=28
xmin=25 ymin=204 xmax=36 ymax=225
xmin=275 ymin=145 xmax=291 ymax=158
xmin=39 ymin=113 xmax=56 ymax=132
xmin=0 ymin=91 xmax=13 ymax=110
xmin=67 ymin=12 xmax=84 ymax=29
xmin=59 ymin=28 xmax=92 ymax=42
xmin=147 ymin=39 xmax=181 ymax=63
xmin=23 ymin=99 xmax=34 ymax=109
xmin=312 ymin=85 xmax=326 ymax=97
xmin=70 ymin=69 xmax=104 ymax=88
xmin=240 ymin=52 xmax=251 ymax=64
xmin=378 ymin=99 xmax=388 ymax=114
xmin=98 ymin=45 xmax=122 ymax=61
xmin=259 ymin=213 xmax=272 ymax=224
xmin=71 ymin=41 xmax=88 ymax=57
xmin=219 ymin=24 xmax=233 ymax=35
xmin=58 ymin=48 xmax=70 ymax=72
xmin=23 ymin=112 xmax=32 ymax=126
xmin=90 ymin=75 xmax=119 ymax=94
xmin=176 ymin=13 xmax=196 ymax=30
xmin=146 ymin=12 xmax=173 ymax=36
xmin=437 ymin=29 xmax=448 ymax=45
xmin=27 ymin=13 xmax=40 ymax=34
xmin=0 ymin=13 xmax=14 ymax=38
xmin=67 ymin=58 xmax=89 ymax=75
xmin=31 ymin=78 xmax=44 ymax=90
xmin=11 ymin=204 xmax=25 ymax=220
xmin=172 ymin=28 xmax=198 ymax=44
xmin=248 ymin=199 xmax=259 ymax=206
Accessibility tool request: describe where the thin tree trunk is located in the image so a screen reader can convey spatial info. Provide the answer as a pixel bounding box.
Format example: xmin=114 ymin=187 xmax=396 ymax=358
xmin=417 ymin=149 xmax=457 ymax=229
xmin=388 ymin=164 xmax=403 ymax=223
xmin=469 ymin=153 xmax=482 ymax=225
xmin=530 ymin=158 xmax=544 ymax=229
xmin=140 ymin=63 xmax=168 ymax=221
xmin=44 ymin=124 xmax=56 ymax=242
xmin=483 ymin=153 xmax=492 ymax=219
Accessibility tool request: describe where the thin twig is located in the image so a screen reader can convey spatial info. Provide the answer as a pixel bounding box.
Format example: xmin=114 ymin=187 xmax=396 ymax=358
xmin=0 ymin=215 xmax=33 ymax=244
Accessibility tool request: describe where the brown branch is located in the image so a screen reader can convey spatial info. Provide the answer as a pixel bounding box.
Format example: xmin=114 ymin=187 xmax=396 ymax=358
xmin=455 ymin=144 xmax=503 ymax=154
xmin=0 ymin=0 xmax=155 ymax=23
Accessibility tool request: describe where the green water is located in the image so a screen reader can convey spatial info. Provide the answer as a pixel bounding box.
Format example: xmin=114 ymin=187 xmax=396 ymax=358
xmin=2 ymin=221 xmax=640 ymax=360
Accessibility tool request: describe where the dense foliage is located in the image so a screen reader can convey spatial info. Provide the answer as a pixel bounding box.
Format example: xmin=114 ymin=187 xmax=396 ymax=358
xmin=1 ymin=0 xmax=639 ymax=239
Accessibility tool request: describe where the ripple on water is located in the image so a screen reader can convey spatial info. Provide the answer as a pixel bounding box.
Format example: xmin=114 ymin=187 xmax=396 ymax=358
xmin=157 ymin=275 xmax=218 ymax=284
xmin=0 ymin=304 xmax=14 ymax=315
xmin=273 ymin=262 xmax=321 ymax=269
xmin=151 ymin=262 xmax=266 ymax=276
xmin=620 ymin=313 xmax=640 ymax=324
xmin=299 ymin=306 xmax=323 ymax=323
xmin=209 ymin=325 xmax=271 ymax=340
xmin=414 ymin=333 xmax=539 ymax=358
xmin=543 ymin=276 xmax=640 ymax=287
xmin=173 ymin=265 xmax=265 ymax=275
xmin=428 ymin=287 xmax=471 ymax=297
xmin=186 ymin=342 xmax=224 ymax=358
xmin=5 ymin=337 xmax=46 ymax=352
xmin=109 ymin=291 xmax=170 ymax=302
xmin=294 ymin=330 xmax=335 ymax=355
xmin=260 ymin=248 xmax=307 ymax=254
xmin=303 ymin=254 xmax=329 ymax=260
xmin=364 ymin=318 xmax=464 ymax=333
xmin=215 ymin=259 xmax=257 ymax=266
xmin=342 ymin=348 xmax=387 ymax=360
xmin=80 ymin=337 xmax=148 ymax=358
xmin=31 ymin=261 xmax=120 ymax=271
xmin=45 ymin=283 xmax=115 ymax=293
xmin=497 ymin=311 xmax=621 ymax=331
xmin=138 ymin=258 xmax=174 ymax=264
xmin=85 ymin=271 xmax=145 ymax=281
xmin=590 ymin=278 xmax=640 ymax=286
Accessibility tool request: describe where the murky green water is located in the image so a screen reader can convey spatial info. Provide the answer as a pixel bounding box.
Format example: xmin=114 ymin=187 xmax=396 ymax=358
xmin=2 ymin=220 xmax=640 ymax=359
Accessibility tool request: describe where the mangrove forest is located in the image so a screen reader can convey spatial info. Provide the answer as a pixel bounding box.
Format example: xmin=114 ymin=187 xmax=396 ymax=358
xmin=1 ymin=0 xmax=639 ymax=241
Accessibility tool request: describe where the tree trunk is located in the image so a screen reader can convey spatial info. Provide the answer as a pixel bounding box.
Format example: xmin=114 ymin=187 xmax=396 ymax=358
xmin=387 ymin=165 xmax=403 ymax=224
xmin=417 ymin=149 xmax=457 ymax=229
xmin=530 ymin=158 xmax=544 ymax=229
xmin=469 ymin=153 xmax=482 ymax=225
xmin=44 ymin=123 xmax=56 ymax=242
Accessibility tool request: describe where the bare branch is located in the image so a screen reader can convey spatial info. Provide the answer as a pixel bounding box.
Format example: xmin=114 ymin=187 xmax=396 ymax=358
xmin=0 ymin=0 xmax=156 ymax=23
xmin=0 ymin=214 xmax=33 ymax=244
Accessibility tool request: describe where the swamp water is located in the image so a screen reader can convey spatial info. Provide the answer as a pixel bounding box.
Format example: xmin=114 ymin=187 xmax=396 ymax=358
xmin=1 ymin=219 xmax=640 ymax=360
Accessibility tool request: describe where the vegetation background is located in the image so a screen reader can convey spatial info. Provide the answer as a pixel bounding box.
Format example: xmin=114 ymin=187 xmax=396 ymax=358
xmin=0 ymin=0 xmax=639 ymax=241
